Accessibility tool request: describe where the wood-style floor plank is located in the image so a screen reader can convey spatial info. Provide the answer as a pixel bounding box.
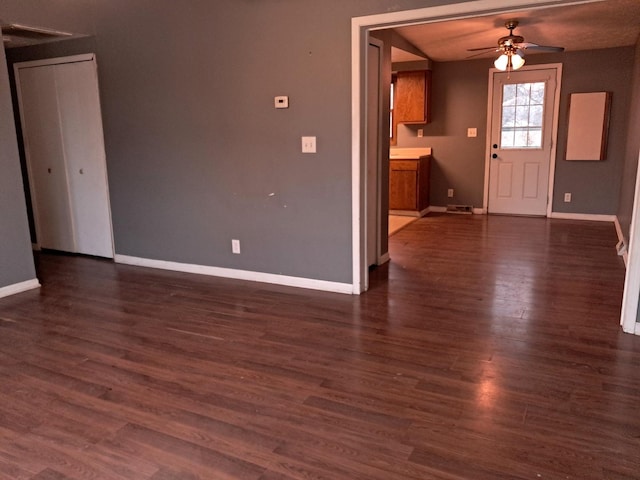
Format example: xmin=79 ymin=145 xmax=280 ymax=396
xmin=0 ymin=214 xmax=639 ymax=479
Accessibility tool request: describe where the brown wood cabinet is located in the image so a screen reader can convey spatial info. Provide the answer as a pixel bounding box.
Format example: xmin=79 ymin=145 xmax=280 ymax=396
xmin=395 ymin=70 xmax=431 ymax=124
xmin=389 ymin=156 xmax=431 ymax=215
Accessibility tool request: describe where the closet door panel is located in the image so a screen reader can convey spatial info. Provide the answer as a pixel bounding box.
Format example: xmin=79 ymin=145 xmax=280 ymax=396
xmin=18 ymin=65 xmax=76 ymax=252
xmin=55 ymin=61 xmax=113 ymax=258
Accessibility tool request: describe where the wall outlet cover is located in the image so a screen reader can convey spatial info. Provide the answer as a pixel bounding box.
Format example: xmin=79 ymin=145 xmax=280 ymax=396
xmin=301 ymin=136 xmax=317 ymax=153
xmin=274 ymin=96 xmax=289 ymax=109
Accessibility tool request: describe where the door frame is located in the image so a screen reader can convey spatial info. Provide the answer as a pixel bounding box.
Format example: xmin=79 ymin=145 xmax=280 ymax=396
xmin=620 ymin=151 xmax=640 ymax=335
xmin=482 ymin=64 xmax=563 ymax=216
xmin=14 ymin=53 xmax=115 ymax=257
xmin=365 ymin=36 xmax=385 ymax=282
xmin=351 ymin=0 xmax=599 ymax=293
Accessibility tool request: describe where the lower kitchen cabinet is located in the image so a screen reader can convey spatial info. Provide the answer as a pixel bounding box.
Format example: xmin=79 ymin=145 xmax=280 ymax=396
xmin=389 ymin=156 xmax=430 ymax=215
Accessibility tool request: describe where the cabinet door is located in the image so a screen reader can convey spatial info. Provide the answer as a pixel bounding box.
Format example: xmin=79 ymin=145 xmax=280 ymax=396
xmin=389 ymin=161 xmax=418 ymax=210
xmin=395 ymin=70 xmax=430 ymax=124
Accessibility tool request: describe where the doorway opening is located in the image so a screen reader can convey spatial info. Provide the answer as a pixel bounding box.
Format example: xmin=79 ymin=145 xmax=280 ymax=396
xmin=352 ymin=0 xmax=639 ymax=337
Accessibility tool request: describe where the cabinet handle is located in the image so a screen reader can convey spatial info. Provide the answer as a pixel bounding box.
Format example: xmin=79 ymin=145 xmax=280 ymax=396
xmin=492 ymin=153 xmax=498 ymax=159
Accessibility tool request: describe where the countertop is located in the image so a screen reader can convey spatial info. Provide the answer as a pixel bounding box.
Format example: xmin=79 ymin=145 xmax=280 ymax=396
xmin=389 ymin=147 xmax=432 ymax=159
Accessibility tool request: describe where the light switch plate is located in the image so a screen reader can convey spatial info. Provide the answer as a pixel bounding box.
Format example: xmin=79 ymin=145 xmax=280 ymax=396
xmin=467 ymin=128 xmax=477 ymax=137
xmin=274 ymin=96 xmax=289 ymax=109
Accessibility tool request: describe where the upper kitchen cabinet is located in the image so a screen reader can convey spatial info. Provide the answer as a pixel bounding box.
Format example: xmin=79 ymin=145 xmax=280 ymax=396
xmin=395 ymin=70 xmax=431 ymax=124
xmin=391 ymin=69 xmax=431 ymax=145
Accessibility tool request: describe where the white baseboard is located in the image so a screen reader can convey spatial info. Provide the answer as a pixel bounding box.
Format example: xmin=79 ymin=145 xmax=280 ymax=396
xmin=389 ymin=207 xmax=429 ymax=217
xmin=614 ymin=215 xmax=625 ymax=244
xmin=549 ymin=212 xmax=616 ymax=222
xmin=114 ymin=254 xmax=354 ymax=294
xmin=427 ymin=205 xmax=486 ymax=214
xmin=0 ymin=278 xmax=40 ymax=299
xmin=428 ymin=206 xmax=447 ymax=213
xmin=614 ymin=216 xmax=628 ymax=267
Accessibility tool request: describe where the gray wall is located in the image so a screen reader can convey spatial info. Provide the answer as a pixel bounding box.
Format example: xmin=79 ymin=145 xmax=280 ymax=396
xmin=0 ymin=41 xmax=36 ymax=289
xmin=545 ymin=47 xmax=633 ymax=214
xmin=1 ymin=1 xmax=637 ymax=289
xmin=3 ymin=0 xmax=455 ymax=285
xmin=396 ymin=47 xmax=635 ymax=213
xmin=396 ymin=59 xmax=489 ymax=208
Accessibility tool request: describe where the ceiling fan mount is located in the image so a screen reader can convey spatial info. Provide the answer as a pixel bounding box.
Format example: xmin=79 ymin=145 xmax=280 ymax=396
xmin=497 ymin=20 xmax=524 ymax=50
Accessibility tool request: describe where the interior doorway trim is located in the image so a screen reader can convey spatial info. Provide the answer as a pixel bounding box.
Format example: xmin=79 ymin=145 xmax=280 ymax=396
xmin=620 ymin=151 xmax=640 ymax=335
xmin=351 ymin=0 xmax=601 ymax=294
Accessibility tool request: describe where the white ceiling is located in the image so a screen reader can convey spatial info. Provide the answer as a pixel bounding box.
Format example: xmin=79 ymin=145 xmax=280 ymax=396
xmin=391 ymin=0 xmax=640 ymax=63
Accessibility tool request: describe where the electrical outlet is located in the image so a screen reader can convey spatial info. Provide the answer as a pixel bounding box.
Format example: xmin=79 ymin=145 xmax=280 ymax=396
xmin=232 ymin=239 xmax=241 ymax=254
xmin=448 ymin=188 xmax=454 ymax=198
xmin=417 ymin=129 xmax=424 ymax=138
xmin=467 ymin=128 xmax=477 ymax=137
xmin=564 ymin=193 xmax=572 ymax=203
xmin=301 ymin=136 xmax=316 ymax=153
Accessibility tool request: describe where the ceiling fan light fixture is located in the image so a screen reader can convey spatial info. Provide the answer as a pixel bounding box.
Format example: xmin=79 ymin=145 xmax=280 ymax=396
xmin=494 ymin=49 xmax=525 ymax=71
xmin=512 ymin=49 xmax=525 ymax=69
xmin=494 ymin=53 xmax=509 ymax=70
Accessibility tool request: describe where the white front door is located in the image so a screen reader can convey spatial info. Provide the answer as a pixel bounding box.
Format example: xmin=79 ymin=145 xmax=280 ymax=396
xmin=488 ymin=67 xmax=560 ymax=216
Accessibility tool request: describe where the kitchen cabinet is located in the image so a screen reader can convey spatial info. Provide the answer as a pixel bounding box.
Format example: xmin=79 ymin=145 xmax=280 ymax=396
xmin=389 ymin=156 xmax=431 ymax=216
xmin=395 ymin=70 xmax=431 ymax=124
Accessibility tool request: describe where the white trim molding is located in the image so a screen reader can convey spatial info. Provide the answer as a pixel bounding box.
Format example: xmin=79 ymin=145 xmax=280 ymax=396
xmin=620 ymin=151 xmax=640 ymax=335
xmin=114 ymin=255 xmax=353 ymax=295
xmin=614 ymin=216 xmax=628 ymax=266
xmin=549 ymin=212 xmax=616 ymax=222
xmin=0 ymin=278 xmax=40 ymax=299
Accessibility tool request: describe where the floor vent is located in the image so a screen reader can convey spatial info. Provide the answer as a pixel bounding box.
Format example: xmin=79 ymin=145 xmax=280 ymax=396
xmin=446 ymin=204 xmax=473 ymax=214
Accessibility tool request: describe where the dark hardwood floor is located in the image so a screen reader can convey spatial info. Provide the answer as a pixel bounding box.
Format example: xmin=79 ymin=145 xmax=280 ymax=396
xmin=1 ymin=214 xmax=639 ymax=479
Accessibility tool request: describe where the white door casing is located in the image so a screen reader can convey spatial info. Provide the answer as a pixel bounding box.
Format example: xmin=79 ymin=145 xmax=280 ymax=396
xmin=15 ymin=54 xmax=114 ymax=258
xmin=366 ymin=38 xmax=384 ymax=273
xmin=487 ymin=66 xmax=561 ymax=216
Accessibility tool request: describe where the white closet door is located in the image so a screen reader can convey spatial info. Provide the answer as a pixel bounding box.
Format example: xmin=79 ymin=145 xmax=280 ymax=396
xmin=55 ymin=61 xmax=113 ymax=258
xmin=18 ymin=65 xmax=76 ymax=253
xmin=16 ymin=56 xmax=114 ymax=259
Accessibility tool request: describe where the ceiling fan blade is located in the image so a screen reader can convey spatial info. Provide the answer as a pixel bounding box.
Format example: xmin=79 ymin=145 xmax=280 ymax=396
xmin=467 ymin=46 xmax=497 ymax=52
xmin=466 ymin=49 xmax=499 ymax=59
xmin=518 ymin=42 xmax=564 ymax=52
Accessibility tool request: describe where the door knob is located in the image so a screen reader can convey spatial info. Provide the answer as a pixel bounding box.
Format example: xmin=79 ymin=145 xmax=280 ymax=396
xmin=493 ymin=144 xmax=498 ymax=149
xmin=492 ymin=153 xmax=498 ymax=159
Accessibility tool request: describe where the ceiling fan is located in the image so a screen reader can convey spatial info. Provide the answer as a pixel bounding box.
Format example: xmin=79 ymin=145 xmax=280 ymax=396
xmin=468 ymin=20 xmax=564 ymax=71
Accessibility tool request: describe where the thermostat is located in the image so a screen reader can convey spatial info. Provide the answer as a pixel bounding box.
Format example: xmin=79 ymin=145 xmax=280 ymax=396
xmin=274 ymin=96 xmax=289 ymax=109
